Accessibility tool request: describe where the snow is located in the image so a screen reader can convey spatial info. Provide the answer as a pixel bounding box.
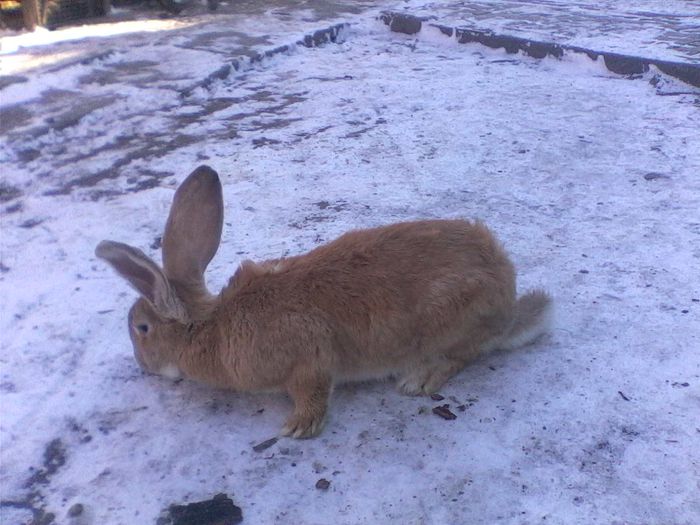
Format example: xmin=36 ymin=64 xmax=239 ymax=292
xmin=0 ymin=19 xmax=192 ymax=55
xmin=1 ymin=5 xmax=700 ymax=525
xmin=395 ymin=0 xmax=700 ymax=64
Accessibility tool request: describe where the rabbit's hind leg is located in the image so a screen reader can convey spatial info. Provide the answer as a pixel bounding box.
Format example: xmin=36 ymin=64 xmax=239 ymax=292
xmin=396 ymin=355 xmax=468 ymax=396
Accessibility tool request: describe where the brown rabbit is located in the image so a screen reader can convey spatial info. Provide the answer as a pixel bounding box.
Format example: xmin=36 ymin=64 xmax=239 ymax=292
xmin=96 ymin=165 xmax=551 ymax=438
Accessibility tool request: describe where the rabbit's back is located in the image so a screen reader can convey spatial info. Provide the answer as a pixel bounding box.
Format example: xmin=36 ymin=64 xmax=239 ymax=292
xmin=219 ymin=220 xmax=516 ymax=382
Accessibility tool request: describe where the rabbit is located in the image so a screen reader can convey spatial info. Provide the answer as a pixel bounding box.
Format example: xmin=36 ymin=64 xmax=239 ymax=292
xmin=95 ymin=165 xmax=552 ymax=438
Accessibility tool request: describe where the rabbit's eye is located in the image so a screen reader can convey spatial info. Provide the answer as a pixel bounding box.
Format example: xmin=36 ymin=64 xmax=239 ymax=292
xmin=136 ymin=324 xmax=150 ymax=334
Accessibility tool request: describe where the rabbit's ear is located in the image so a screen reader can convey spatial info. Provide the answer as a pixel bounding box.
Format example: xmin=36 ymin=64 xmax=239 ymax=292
xmin=162 ymin=165 xmax=223 ymax=289
xmin=95 ymin=240 xmax=188 ymax=322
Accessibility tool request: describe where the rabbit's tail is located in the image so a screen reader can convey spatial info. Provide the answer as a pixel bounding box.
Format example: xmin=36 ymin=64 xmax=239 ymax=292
xmin=497 ymin=290 xmax=552 ymax=351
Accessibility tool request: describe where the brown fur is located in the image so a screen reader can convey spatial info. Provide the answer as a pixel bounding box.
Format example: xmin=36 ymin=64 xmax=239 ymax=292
xmin=96 ymin=166 xmax=551 ymax=438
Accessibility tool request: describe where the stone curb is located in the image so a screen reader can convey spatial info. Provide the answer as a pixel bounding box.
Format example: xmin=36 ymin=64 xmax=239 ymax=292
xmin=182 ymin=22 xmax=349 ymax=97
xmin=379 ymin=11 xmax=700 ymax=88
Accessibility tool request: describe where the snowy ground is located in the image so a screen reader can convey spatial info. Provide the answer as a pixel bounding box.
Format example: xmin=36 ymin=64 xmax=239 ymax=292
xmin=395 ymin=0 xmax=700 ymax=64
xmin=1 ymin=3 xmax=700 ymax=525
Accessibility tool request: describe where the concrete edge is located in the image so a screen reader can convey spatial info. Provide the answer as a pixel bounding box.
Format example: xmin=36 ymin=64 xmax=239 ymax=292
xmin=379 ymin=11 xmax=700 ymax=89
xmin=182 ymin=22 xmax=350 ymax=97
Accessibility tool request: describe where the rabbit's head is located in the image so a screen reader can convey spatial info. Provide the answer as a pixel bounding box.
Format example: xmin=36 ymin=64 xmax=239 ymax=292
xmin=96 ymin=166 xmax=224 ymax=377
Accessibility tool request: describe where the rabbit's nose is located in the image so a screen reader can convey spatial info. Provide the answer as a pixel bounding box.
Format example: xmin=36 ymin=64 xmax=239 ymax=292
xmin=158 ymin=364 xmax=182 ymax=380
xmin=133 ymin=348 xmax=148 ymax=371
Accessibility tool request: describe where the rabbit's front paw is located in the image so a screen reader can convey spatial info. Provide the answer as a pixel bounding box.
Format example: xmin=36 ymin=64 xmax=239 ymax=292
xmin=283 ymin=371 xmax=331 ymax=438
xmin=281 ymin=413 xmax=326 ymax=439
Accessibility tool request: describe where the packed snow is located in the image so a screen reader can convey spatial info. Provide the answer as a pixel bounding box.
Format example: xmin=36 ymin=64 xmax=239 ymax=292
xmin=395 ymin=0 xmax=700 ymax=64
xmin=1 ymin=5 xmax=699 ymax=525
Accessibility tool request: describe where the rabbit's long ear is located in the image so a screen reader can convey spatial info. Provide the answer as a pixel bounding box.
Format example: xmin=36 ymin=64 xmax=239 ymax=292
xmin=162 ymin=165 xmax=223 ymax=291
xmin=95 ymin=240 xmax=188 ymax=322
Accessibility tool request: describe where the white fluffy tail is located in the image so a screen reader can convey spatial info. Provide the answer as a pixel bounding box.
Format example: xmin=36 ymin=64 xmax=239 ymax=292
xmin=499 ymin=289 xmax=552 ymax=351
